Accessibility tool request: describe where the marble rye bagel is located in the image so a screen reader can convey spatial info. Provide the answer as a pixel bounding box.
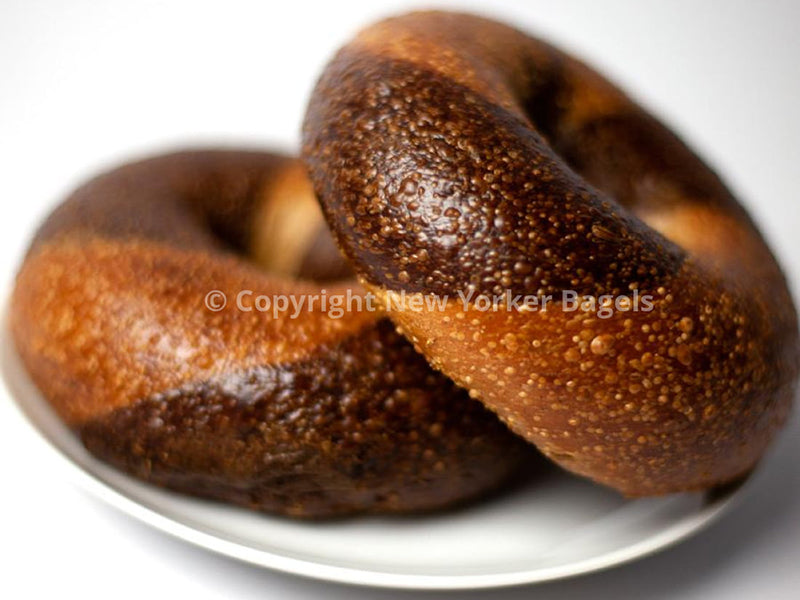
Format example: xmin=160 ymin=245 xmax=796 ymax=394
xmin=302 ymin=11 xmax=800 ymax=495
xmin=10 ymin=150 xmax=536 ymax=518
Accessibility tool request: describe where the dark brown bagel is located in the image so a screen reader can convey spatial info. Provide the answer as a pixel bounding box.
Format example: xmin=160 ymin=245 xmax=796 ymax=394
xmin=10 ymin=149 xmax=537 ymax=518
xmin=302 ymin=11 xmax=800 ymax=495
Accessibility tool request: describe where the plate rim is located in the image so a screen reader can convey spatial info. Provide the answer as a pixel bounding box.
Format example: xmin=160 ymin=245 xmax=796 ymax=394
xmin=0 ymin=323 xmax=746 ymax=590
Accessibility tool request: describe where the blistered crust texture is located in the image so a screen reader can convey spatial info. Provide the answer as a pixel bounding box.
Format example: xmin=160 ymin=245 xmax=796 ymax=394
xmin=302 ymin=11 xmax=800 ymax=495
xmin=10 ymin=149 xmax=535 ymax=517
xmin=80 ymin=320 xmax=534 ymax=517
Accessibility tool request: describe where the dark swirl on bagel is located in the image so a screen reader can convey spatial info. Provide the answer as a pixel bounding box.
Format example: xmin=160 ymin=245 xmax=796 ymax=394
xmin=10 ymin=150 xmax=536 ymax=517
xmin=302 ymin=11 xmax=799 ymax=495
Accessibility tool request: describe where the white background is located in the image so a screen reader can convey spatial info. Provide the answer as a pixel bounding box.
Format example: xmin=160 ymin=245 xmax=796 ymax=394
xmin=1 ymin=1 xmax=799 ymax=598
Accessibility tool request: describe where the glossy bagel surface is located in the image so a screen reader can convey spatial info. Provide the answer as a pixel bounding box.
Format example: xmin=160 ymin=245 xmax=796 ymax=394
xmin=10 ymin=149 xmax=535 ymax=517
xmin=302 ymin=11 xmax=799 ymax=495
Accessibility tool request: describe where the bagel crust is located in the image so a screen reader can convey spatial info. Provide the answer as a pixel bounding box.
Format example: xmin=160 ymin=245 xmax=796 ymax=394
xmin=10 ymin=150 xmax=536 ymax=517
xmin=302 ymin=11 xmax=800 ymax=495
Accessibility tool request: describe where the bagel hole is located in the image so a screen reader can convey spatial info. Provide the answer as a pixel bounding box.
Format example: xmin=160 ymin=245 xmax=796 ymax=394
xmin=522 ymin=73 xmax=563 ymax=147
xmin=247 ymin=183 xmax=353 ymax=284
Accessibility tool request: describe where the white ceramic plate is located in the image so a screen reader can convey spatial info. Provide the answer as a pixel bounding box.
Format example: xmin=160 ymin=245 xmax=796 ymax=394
xmin=0 ymin=327 xmax=744 ymax=590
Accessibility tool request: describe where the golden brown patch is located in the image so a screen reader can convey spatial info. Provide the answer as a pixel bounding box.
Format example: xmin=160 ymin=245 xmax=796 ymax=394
xmin=10 ymin=149 xmax=537 ymax=517
xmin=303 ymin=11 xmax=799 ymax=495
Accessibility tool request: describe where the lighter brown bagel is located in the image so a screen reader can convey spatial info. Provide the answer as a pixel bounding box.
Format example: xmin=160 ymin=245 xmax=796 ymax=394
xmin=10 ymin=149 xmax=536 ymax=518
xmin=302 ymin=11 xmax=800 ymax=495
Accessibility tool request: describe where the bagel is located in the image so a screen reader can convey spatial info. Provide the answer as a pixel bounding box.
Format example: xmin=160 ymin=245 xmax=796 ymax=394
xmin=302 ymin=11 xmax=800 ymax=495
xmin=10 ymin=149 xmax=536 ymax=518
